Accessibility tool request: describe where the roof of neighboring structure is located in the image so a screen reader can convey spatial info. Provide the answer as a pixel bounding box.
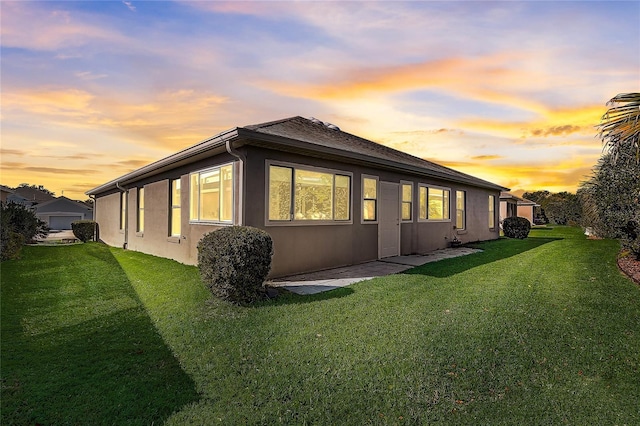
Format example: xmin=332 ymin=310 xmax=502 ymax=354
xmin=88 ymin=116 xmax=508 ymax=195
xmin=500 ymin=192 xmax=538 ymax=206
xmin=13 ymin=186 xmax=56 ymax=203
xmin=34 ymin=196 xmax=94 ymax=213
xmin=0 ymin=185 xmax=14 ymax=194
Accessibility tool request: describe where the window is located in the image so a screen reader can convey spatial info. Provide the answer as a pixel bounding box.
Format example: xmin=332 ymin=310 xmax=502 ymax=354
xmin=190 ymin=163 xmax=234 ymax=223
xmin=456 ymin=190 xmax=466 ymax=229
xmin=267 ymin=163 xmax=351 ymax=223
xmin=120 ymin=191 xmax=126 ymax=230
xmin=362 ymin=176 xmax=378 ymax=222
xmin=137 ymin=188 xmax=144 ymax=233
xmin=489 ymin=195 xmax=496 ymax=228
xmin=401 ymin=182 xmax=413 ymax=221
xmin=170 ymin=179 xmax=181 ymax=236
xmin=419 ymin=185 xmax=450 ymax=221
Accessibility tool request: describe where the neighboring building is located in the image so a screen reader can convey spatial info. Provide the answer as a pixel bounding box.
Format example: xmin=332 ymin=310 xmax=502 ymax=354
xmin=0 ymin=185 xmax=14 ymax=203
xmin=87 ymin=116 xmax=508 ymax=278
xmin=499 ymin=192 xmax=538 ymax=225
xmin=6 ymin=193 xmax=34 ymax=207
xmin=35 ymin=196 xmax=94 ymax=230
xmin=13 ymin=186 xmax=56 ymax=204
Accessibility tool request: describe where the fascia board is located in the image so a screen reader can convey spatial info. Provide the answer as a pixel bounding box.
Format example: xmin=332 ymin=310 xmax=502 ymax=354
xmin=87 ymin=128 xmax=240 ymax=195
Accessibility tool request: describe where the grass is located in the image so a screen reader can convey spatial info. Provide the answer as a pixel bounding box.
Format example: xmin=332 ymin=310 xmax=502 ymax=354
xmin=2 ymin=227 xmax=639 ymax=424
xmin=0 ymin=244 xmax=199 ymax=425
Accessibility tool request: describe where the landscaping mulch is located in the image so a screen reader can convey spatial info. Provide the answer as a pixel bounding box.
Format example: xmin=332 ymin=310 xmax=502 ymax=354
xmin=618 ymin=255 xmax=640 ymax=285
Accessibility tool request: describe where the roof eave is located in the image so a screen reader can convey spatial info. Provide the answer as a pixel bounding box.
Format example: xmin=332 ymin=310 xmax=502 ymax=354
xmin=86 ymin=128 xmax=240 ymax=195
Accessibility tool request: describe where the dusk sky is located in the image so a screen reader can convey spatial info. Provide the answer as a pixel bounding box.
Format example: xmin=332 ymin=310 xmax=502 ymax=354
xmin=2 ymin=1 xmax=639 ymax=200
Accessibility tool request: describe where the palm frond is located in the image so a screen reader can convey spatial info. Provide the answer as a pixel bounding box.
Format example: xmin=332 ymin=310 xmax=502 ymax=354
xmin=598 ymin=92 xmax=640 ymax=163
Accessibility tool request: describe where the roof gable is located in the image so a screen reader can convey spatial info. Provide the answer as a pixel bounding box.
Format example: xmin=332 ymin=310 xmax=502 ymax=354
xmin=35 ymin=196 xmax=93 ymax=213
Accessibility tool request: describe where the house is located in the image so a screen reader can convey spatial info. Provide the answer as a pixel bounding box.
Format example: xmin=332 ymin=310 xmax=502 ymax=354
xmin=0 ymin=185 xmax=14 ymax=203
xmin=87 ymin=116 xmax=508 ymax=278
xmin=13 ymin=186 xmax=56 ymax=204
xmin=499 ymin=192 xmax=538 ymax=225
xmin=35 ymin=196 xmax=94 ymax=230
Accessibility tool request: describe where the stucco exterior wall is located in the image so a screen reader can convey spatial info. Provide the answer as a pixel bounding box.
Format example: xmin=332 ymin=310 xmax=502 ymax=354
xmin=517 ymin=205 xmax=535 ymax=224
xmin=92 ymin=144 xmax=501 ymax=278
xmin=95 ymin=191 xmax=125 ymax=248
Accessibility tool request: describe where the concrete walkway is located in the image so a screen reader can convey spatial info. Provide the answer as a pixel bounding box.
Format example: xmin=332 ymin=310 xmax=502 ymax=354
xmin=267 ymin=247 xmax=481 ymax=295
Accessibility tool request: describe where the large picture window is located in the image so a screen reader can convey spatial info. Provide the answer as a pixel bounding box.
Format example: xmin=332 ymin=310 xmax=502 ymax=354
xmin=170 ymin=179 xmax=181 ymax=236
xmin=456 ymin=190 xmax=466 ymax=230
xmin=419 ymin=185 xmax=450 ymax=221
xmin=362 ymin=176 xmax=378 ymax=222
xmin=190 ymin=164 xmax=234 ymax=223
xmin=268 ymin=164 xmax=351 ymax=223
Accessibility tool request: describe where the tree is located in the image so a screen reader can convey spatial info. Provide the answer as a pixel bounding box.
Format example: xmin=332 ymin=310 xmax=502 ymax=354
xmin=17 ymin=183 xmax=56 ymax=196
xmin=598 ymin=93 xmax=640 ymax=163
xmin=580 ymin=144 xmax=640 ymax=258
xmin=1 ymin=202 xmax=49 ymax=260
xmin=522 ymin=190 xmax=582 ymax=225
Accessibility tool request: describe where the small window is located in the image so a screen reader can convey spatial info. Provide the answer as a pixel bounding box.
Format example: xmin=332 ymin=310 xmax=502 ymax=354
xmin=419 ymin=185 xmax=450 ymax=221
xmin=170 ymin=179 xmax=181 ymax=236
xmin=137 ymin=188 xmax=144 ymax=233
xmin=190 ymin=163 xmax=234 ymax=224
xmin=120 ymin=191 xmax=126 ymax=230
xmin=489 ymin=195 xmax=496 ymax=228
xmin=267 ymin=163 xmax=351 ymax=224
xmin=362 ymin=176 xmax=378 ymax=222
xmin=401 ymin=182 xmax=413 ymax=221
xmin=456 ymin=190 xmax=466 ymax=230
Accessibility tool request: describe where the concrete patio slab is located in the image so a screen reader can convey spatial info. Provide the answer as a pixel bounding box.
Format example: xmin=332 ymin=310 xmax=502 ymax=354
xmin=267 ymin=247 xmax=482 ymax=295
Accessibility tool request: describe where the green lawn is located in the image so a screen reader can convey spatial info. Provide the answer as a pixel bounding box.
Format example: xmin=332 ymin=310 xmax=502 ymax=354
xmin=2 ymin=227 xmax=639 ymax=424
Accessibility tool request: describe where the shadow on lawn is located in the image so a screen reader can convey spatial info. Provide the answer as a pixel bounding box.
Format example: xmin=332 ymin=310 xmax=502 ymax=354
xmin=266 ymin=286 xmax=355 ymax=306
xmin=0 ymin=244 xmax=200 ymax=425
xmin=404 ymin=237 xmax=562 ymax=278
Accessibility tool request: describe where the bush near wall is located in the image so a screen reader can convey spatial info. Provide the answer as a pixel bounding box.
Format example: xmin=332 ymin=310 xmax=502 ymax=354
xmin=71 ymin=220 xmax=96 ymax=242
xmin=197 ymin=226 xmax=273 ymax=305
xmin=503 ymin=216 xmax=531 ymax=239
xmin=0 ymin=228 xmax=25 ymax=261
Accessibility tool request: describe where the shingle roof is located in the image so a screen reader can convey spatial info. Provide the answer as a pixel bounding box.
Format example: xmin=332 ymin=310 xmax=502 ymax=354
xmin=244 ymin=116 xmax=506 ymax=190
xmin=87 ymin=116 xmax=507 ymax=195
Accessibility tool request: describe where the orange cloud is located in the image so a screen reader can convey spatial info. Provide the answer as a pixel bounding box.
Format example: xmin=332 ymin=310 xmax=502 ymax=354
xmin=3 ymin=87 xmax=229 ymax=150
xmin=470 ymin=155 xmax=503 ymax=161
xmin=459 ymin=104 xmax=607 ymax=142
xmin=437 ymin=156 xmax=598 ymax=193
xmin=262 ymin=53 xmax=548 ymax=114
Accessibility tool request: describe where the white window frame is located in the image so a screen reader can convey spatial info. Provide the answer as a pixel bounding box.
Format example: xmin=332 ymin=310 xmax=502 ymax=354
xmin=455 ymin=190 xmax=466 ymax=230
xmin=189 ymin=162 xmax=235 ymax=225
xmin=489 ymin=194 xmax=496 ymax=229
xmin=400 ymin=181 xmax=413 ymax=223
xmin=170 ymin=178 xmax=181 ymax=237
xmin=418 ymin=184 xmax=451 ymax=222
xmin=265 ymin=160 xmax=353 ymax=226
xmin=361 ymin=174 xmax=379 ymax=224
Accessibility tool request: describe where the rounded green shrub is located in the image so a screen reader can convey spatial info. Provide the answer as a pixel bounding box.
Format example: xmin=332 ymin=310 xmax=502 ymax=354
xmin=503 ymin=216 xmax=531 ymax=239
xmin=71 ymin=220 xmax=96 ymax=242
xmin=197 ymin=226 xmax=273 ymax=304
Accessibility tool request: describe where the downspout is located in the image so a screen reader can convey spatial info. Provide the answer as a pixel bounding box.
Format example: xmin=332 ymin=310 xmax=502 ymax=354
xmin=225 ymin=140 xmax=246 ymax=225
xmin=115 ymin=182 xmax=129 ymax=249
xmin=89 ymin=194 xmax=97 ymax=242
